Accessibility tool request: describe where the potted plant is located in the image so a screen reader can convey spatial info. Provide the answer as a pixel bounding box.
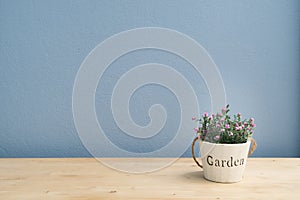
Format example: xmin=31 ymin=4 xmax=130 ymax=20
xmin=192 ymin=105 xmax=257 ymax=183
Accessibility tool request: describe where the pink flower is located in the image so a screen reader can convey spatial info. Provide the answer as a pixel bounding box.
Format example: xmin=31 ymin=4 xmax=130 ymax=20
xmin=217 ymin=113 xmax=223 ymax=117
xmin=235 ymin=126 xmax=240 ymax=131
xmin=252 ymin=123 xmax=256 ymax=128
xmin=225 ymin=124 xmax=230 ymax=129
xmin=192 ymin=117 xmax=196 ymax=121
xmin=247 ymin=127 xmax=251 ymax=131
xmin=250 ymin=117 xmax=255 ymax=122
xmin=244 ymin=122 xmax=248 ymax=126
xmin=216 ymin=123 xmax=221 ymax=127
xmin=214 ymin=135 xmax=220 ymax=140
xmin=222 ymin=107 xmax=226 ymax=113
xmin=203 ymin=112 xmax=209 ymax=117
xmin=194 ymin=128 xmax=199 ymax=132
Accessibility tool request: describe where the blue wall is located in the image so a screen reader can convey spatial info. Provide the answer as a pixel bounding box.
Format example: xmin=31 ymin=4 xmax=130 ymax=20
xmin=1 ymin=0 xmax=299 ymax=157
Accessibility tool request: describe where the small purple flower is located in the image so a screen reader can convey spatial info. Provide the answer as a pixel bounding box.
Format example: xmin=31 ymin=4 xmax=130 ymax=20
xmin=252 ymin=123 xmax=256 ymax=128
xmin=192 ymin=117 xmax=196 ymax=121
xmin=250 ymin=117 xmax=255 ymax=122
xmin=214 ymin=135 xmax=220 ymax=140
xmin=203 ymin=112 xmax=208 ymax=117
xmin=244 ymin=122 xmax=248 ymax=126
xmin=235 ymin=123 xmax=239 ymax=127
xmin=194 ymin=128 xmax=199 ymax=132
xmin=247 ymin=127 xmax=251 ymax=131
xmin=225 ymin=124 xmax=230 ymax=129
xmin=216 ymin=123 xmax=221 ymax=127
xmin=235 ymin=126 xmax=240 ymax=131
xmin=222 ymin=107 xmax=226 ymax=113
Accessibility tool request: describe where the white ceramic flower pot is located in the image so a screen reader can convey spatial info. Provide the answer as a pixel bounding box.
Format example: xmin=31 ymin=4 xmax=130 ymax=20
xmin=192 ymin=138 xmax=256 ymax=183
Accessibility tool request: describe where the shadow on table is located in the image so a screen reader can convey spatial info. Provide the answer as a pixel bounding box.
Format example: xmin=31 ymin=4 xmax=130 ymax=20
xmin=179 ymin=171 xmax=211 ymax=184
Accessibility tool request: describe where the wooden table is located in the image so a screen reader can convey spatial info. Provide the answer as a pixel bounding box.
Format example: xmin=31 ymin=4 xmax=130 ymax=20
xmin=0 ymin=158 xmax=299 ymax=199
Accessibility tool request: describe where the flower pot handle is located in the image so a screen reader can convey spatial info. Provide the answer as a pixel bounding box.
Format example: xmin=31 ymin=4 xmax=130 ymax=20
xmin=192 ymin=137 xmax=257 ymax=168
xmin=248 ymin=138 xmax=257 ymax=156
xmin=192 ymin=137 xmax=203 ymax=168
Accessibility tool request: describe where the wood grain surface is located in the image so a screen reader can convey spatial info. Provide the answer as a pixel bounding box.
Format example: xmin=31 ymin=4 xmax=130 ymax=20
xmin=0 ymin=158 xmax=299 ymax=199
